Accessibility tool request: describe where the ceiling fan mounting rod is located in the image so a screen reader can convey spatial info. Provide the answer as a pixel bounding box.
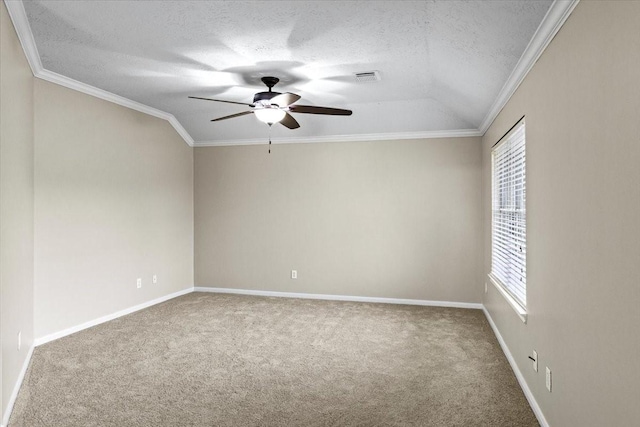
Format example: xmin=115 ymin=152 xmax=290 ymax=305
xmin=261 ymin=76 xmax=279 ymax=92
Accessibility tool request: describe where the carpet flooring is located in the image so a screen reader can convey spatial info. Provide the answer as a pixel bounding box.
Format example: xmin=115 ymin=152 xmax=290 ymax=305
xmin=10 ymin=293 xmax=538 ymax=426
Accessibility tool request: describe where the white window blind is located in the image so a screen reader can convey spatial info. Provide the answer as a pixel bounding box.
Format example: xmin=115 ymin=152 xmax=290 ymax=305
xmin=491 ymin=120 xmax=526 ymax=309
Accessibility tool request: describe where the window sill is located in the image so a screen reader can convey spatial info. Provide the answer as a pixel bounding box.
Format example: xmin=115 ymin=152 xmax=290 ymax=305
xmin=488 ymin=274 xmax=527 ymax=324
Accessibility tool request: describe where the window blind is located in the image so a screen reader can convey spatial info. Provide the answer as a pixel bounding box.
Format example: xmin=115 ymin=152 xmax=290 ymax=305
xmin=491 ymin=120 xmax=526 ymax=308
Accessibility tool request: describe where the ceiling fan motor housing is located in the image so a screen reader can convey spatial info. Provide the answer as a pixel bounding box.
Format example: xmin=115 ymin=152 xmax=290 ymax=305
xmin=253 ymin=91 xmax=281 ymax=105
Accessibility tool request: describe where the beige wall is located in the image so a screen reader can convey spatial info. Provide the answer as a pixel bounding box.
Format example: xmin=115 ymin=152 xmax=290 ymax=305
xmin=0 ymin=0 xmax=35 ymax=420
xmin=195 ymin=137 xmax=482 ymax=303
xmin=33 ymin=81 xmax=194 ymax=339
xmin=482 ymin=1 xmax=640 ymax=426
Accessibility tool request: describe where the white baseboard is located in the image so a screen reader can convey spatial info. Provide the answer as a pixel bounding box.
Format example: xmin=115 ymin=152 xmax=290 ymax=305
xmin=194 ymin=286 xmax=483 ymax=309
xmin=482 ymin=306 xmax=549 ymax=427
xmin=2 ymin=345 xmax=35 ymax=427
xmin=34 ymin=287 xmax=194 ymax=347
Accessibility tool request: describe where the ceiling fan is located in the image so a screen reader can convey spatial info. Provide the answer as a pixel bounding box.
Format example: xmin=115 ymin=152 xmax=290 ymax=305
xmin=189 ymin=76 xmax=352 ymax=129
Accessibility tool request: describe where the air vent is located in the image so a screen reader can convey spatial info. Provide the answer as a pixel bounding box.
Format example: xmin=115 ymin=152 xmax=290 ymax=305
xmin=354 ymin=71 xmax=381 ymax=83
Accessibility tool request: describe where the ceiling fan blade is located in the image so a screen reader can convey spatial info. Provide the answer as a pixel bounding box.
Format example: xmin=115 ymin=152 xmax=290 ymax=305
xmin=280 ymin=112 xmax=300 ymax=129
xmin=269 ymin=92 xmax=301 ymax=108
xmin=189 ymin=96 xmax=253 ymax=107
xmin=211 ymin=111 xmax=254 ymax=122
xmin=289 ymin=104 xmax=352 ymax=116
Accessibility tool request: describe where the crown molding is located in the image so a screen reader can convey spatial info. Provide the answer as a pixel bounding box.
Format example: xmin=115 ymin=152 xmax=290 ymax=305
xmin=478 ymin=0 xmax=580 ymax=134
xmin=36 ymin=69 xmax=195 ymax=145
xmin=6 ymin=0 xmax=579 ymax=147
xmin=194 ymin=129 xmax=483 ymax=147
xmin=3 ymin=0 xmax=195 ymax=146
xmin=4 ymin=0 xmax=41 ymax=74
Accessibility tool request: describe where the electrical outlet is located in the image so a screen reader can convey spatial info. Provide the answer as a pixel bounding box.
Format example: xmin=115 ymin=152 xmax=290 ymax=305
xmin=291 ymin=270 xmax=297 ymax=279
xmin=136 ymin=278 xmax=142 ymax=289
xmin=18 ymin=331 xmax=21 ymax=351
xmin=546 ymin=367 xmax=552 ymax=392
xmin=532 ymin=350 xmax=538 ymax=372
xmin=484 ymin=282 xmax=488 ymax=293
xmin=152 ymin=275 xmax=157 ymax=284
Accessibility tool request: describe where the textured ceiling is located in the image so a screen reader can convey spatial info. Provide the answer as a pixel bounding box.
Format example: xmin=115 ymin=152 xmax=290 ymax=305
xmin=22 ymin=0 xmax=553 ymax=144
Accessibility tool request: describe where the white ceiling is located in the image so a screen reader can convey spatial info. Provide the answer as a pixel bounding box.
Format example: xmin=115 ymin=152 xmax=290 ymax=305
xmin=19 ymin=0 xmax=554 ymax=145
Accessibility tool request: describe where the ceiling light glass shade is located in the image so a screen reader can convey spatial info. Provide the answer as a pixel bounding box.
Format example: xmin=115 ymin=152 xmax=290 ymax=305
xmin=254 ymin=108 xmax=286 ymax=124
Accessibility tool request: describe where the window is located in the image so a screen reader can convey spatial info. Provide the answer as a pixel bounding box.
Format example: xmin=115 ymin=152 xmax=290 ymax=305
xmin=490 ymin=119 xmax=526 ymax=318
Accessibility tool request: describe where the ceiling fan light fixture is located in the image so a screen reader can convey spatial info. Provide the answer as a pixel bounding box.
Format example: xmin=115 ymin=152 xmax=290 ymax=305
xmin=254 ymin=107 xmax=286 ymax=124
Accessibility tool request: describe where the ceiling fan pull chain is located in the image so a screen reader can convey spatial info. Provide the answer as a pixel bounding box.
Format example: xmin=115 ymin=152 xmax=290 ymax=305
xmin=268 ymin=124 xmax=272 ymax=154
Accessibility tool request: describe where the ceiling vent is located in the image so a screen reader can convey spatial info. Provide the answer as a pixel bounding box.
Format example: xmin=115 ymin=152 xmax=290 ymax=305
xmin=354 ymin=71 xmax=381 ymax=83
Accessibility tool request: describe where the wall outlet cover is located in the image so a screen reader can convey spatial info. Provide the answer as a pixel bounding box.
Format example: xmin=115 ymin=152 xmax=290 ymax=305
xmin=546 ymin=367 xmax=552 ymax=392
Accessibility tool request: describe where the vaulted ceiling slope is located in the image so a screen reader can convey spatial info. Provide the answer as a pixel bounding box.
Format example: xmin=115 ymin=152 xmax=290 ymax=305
xmin=9 ymin=1 xmax=576 ymax=146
